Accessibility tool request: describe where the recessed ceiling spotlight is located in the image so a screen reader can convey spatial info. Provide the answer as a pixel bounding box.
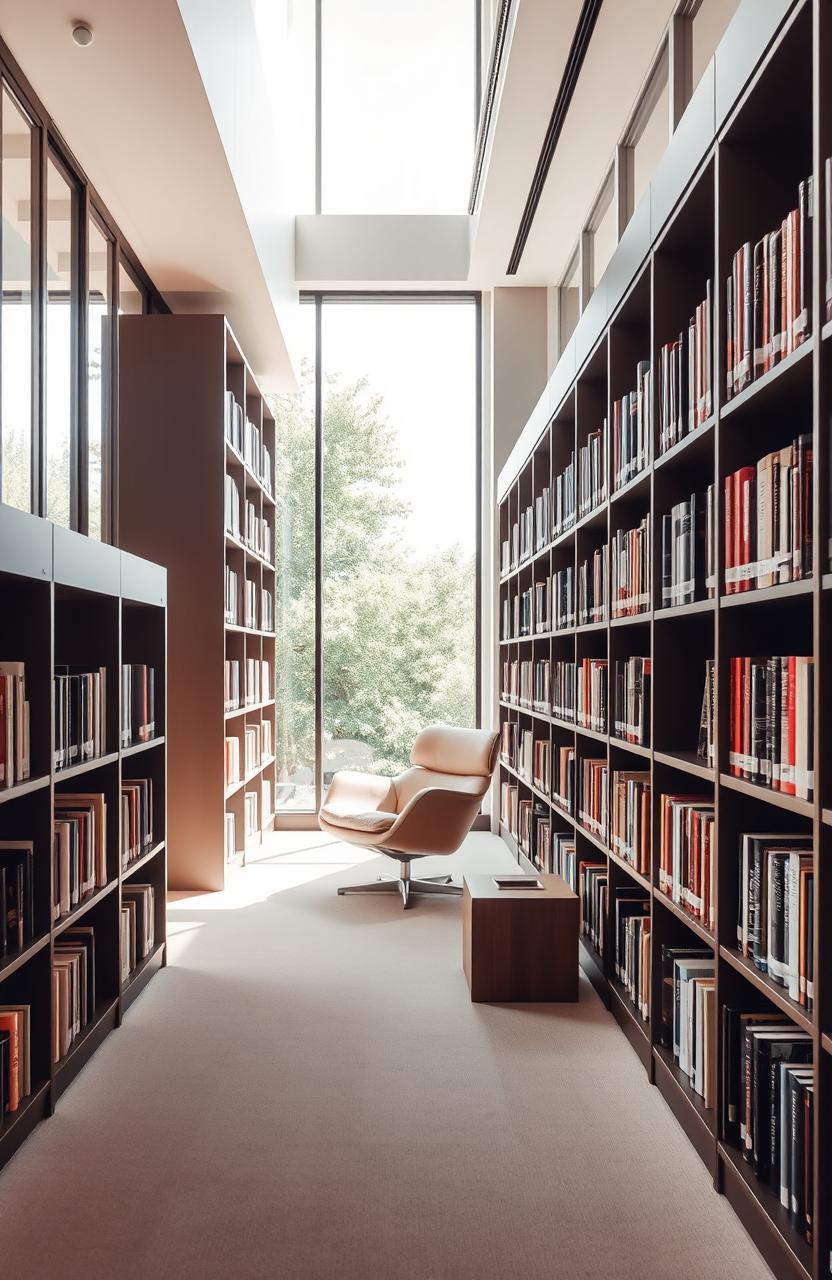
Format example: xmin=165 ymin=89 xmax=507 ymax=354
xmin=71 ymin=22 xmax=93 ymax=47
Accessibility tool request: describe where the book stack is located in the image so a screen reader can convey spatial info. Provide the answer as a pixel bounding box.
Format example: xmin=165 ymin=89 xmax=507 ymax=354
xmin=612 ymin=361 xmax=651 ymax=492
xmin=224 ymin=812 xmax=237 ymax=863
xmin=500 ymin=782 xmax=519 ymax=836
xmin=661 ymin=490 xmax=715 ymax=607
xmin=0 ymin=1002 xmax=31 ymax=1115
xmin=553 ymin=454 xmax=576 ymax=537
xmin=611 ymin=519 xmax=650 ymax=618
xmin=577 ymin=547 xmax=607 ymax=624
xmin=225 ymin=736 xmax=241 ymax=787
xmin=224 ymin=659 xmax=241 ymax=711
xmin=697 ymin=661 xmax=716 ymax=766
xmin=244 ymin=724 xmax=261 ymax=776
xmin=535 ymin=486 xmax=550 ymax=551
xmin=532 ymin=659 xmax=550 ymax=712
xmin=661 ymin=947 xmax=715 ymax=1108
xmin=553 ymin=745 xmax=575 ymax=813
xmin=517 ymin=728 xmax=533 ymax=781
xmin=728 ymin=656 xmax=814 ymax=799
xmin=53 ymin=928 xmax=95 ymax=1062
xmin=578 ymin=757 xmax=608 ymax=840
xmin=121 ymin=664 xmax=156 ymax=746
xmin=244 ymin=791 xmax=258 ymax=838
xmin=261 ymin=587 xmax=274 ymax=633
xmin=580 ymin=860 xmax=607 ymax=955
xmin=722 ymin=1008 xmax=813 ymax=1240
xmin=500 ymin=721 xmax=517 ymax=768
xmin=611 ymin=771 xmax=650 ymax=875
xmin=0 ymin=842 xmax=33 ymax=953
xmin=658 ymin=794 xmax=715 ymax=931
xmin=53 ymin=793 xmax=108 ymax=918
xmin=224 ymin=390 xmax=244 ymax=452
xmin=658 ymin=283 xmax=713 ymax=454
xmin=224 ymin=474 xmax=241 ymax=539
xmin=723 ymin=436 xmax=813 ymax=592
xmin=551 ymin=831 xmax=577 ymax=890
xmin=613 ymin=886 xmax=650 ymax=1019
xmin=551 ymin=660 xmax=575 ymax=721
xmin=122 ymin=883 xmax=155 ymax=981
xmin=54 ymin=666 xmax=107 ymax=770
xmin=518 ymin=505 xmax=534 ymax=563
xmin=737 ymin=833 xmax=813 ymax=1007
xmin=534 ymin=578 xmax=549 ymax=633
xmin=225 ymin=566 xmax=240 ymax=624
xmin=532 ymin=739 xmax=550 ymax=794
xmin=552 ymin=566 xmax=575 ymax=630
xmin=0 ymin=662 xmax=30 ymax=788
xmin=576 ymin=658 xmax=607 ymax=732
xmin=613 ymin=656 xmax=651 ymax=745
xmin=121 ymin=779 xmax=153 ymax=869
xmin=725 ymin=178 xmax=812 ymax=399
xmin=579 ymin=421 xmax=607 ymax=517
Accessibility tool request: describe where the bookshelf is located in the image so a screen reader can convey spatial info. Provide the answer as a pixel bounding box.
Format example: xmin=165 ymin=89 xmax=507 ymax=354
xmin=0 ymin=504 xmax=166 ymax=1168
xmin=496 ymin=4 xmax=831 ymax=1278
xmin=118 ymin=315 xmax=276 ymax=891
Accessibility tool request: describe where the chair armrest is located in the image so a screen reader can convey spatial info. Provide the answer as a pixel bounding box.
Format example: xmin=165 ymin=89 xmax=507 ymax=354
xmin=320 ymin=769 xmax=397 ymax=818
xmin=383 ymin=785 xmax=482 ymax=857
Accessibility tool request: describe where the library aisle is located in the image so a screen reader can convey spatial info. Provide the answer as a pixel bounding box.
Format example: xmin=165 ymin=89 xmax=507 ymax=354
xmin=0 ymin=833 xmax=770 ymax=1280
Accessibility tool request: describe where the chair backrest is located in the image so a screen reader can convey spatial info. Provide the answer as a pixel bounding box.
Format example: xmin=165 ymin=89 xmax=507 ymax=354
xmin=409 ymin=724 xmax=499 ymax=779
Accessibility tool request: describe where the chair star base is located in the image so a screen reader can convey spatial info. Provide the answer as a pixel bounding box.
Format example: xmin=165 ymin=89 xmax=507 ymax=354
xmin=337 ymin=864 xmax=461 ymax=909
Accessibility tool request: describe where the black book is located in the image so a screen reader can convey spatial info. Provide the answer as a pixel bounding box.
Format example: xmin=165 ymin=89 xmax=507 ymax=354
xmin=752 ymin=238 xmax=766 ymax=376
xmin=751 ymin=1031 xmax=811 ymax=1179
xmin=769 ymin=1053 xmax=811 ymax=1195
xmin=789 ymin=1072 xmax=810 ymax=1234
xmin=661 ymin=514 xmax=672 ymax=606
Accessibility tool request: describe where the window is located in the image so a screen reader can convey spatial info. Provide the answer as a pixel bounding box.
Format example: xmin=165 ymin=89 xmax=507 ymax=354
xmin=558 ymin=249 xmax=581 ymax=355
xmin=274 ymin=296 xmax=480 ymax=811
xmin=118 ymin=258 xmax=147 ymax=315
xmin=1 ymin=87 xmax=34 ymax=512
xmin=45 ymin=153 xmax=77 ymax=529
xmin=320 ymin=0 xmax=477 ymax=212
xmin=589 ymin=169 xmax=617 ymax=291
xmin=87 ymin=215 xmax=112 ymax=541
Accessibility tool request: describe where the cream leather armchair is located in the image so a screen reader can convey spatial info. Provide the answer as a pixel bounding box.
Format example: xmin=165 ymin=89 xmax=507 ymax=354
xmin=319 ymin=724 xmax=499 ymax=909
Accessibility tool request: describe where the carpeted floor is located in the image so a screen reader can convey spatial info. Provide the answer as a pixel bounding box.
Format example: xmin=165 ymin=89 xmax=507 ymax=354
xmin=0 ymin=831 xmax=772 ymax=1280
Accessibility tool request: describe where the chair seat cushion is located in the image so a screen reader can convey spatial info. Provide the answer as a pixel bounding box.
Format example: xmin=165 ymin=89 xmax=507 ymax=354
xmin=319 ymin=806 xmax=398 ymax=835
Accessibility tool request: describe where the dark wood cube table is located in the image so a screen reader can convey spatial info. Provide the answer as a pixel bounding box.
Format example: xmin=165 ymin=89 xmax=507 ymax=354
xmin=462 ymin=873 xmax=579 ymax=1002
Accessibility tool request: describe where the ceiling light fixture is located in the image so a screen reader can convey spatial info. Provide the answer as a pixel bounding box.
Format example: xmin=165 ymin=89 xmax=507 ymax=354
xmin=71 ymin=22 xmax=94 ymax=47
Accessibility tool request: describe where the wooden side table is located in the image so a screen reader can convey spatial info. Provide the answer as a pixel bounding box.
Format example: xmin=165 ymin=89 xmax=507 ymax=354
xmin=462 ymin=873 xmax=579 ymax=1002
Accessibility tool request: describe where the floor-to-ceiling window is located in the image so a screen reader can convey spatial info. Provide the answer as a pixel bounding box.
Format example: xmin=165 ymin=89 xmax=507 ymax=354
xmin=275 ymin=295 xmax=480 ymax=813
xmin=1 ymin=86 xmax=34 ymax=513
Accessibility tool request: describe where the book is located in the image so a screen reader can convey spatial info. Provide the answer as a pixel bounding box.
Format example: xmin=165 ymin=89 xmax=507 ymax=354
xmin=53 ymin=665 xmax=106 ymax=769
xmin=578 ymin=421 xmax=607 ymax=516
xmin=611 ymin=518 xmax=650 ymax=618
xmin=658 ymin=794 xmax=715 ymax=930
xmin=658 ymin=282 xmax=712 ymax=453
xmin=612 ymin=656 xmax=650 ymax=745
xmin=612 ymin=361 xmax=651 ymax=491
xmin=0 ymin=662 xmax=30 ymax=788
xmin=723 ymin=436 xmax=812 ymax=592
xmin=660 ymin=490 xmax=713 ymax=607
xmin=610 ymin=772 xmax=650 ymax=875
xmin=729 ymin=656 xmax=813 ymax=799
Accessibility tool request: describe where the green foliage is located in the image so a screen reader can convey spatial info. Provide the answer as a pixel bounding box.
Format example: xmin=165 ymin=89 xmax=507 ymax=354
xmin=272 ymin=361 xmax=475 ymax=787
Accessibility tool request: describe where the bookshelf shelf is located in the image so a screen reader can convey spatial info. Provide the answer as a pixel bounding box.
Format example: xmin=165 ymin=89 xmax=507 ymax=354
xmin=496 ymin=4 xmax=827 ymax=1273
xmin=0 ymin=509 xmax=167 ymax=1176
xmin=124 ymin=839 xmax=166 ymax=878
xmin=120 ymin=313 xmax=277 ymax=889
xmin=121 ymin=736 xmax=165 ymax=759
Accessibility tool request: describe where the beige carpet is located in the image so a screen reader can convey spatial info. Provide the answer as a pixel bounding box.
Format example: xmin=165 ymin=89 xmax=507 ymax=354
xmin=0 ymin=832 xmax=772 ymax=1280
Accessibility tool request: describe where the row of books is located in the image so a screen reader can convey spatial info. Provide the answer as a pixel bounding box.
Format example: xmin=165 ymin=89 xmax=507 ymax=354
xmin=661 ymin=489 xmax=715 ymax=608
xmin=500 ymin=781 xmax=519 ymax=837
xmin=578 ymin=757 xmax=607 ymax=840
xmin=243 ymin=721 xmax=273 ymax=774
xmin=120 ymin=883 xmax=155 ymax=983
xmin=552 ymin=455 xmax=576 ymax=538
xmin=611 ymin=519 xmax=650 ymax=618
xmin=244 ymin=791 xmax=259 ymax=838
xmin=225 ymin=737 xmax=241 ymax=787
xmin=578 ymin=546 xmax=606 ymax=625
xmin=576 ymin=658 xmax=606 ymax=733
xmin=224 ymin=391 xmax=245 ymax=455
xmin=658 ymin=282 xmax=713 ymax=454
xmin=550 ymin=831 xmax=577 ymax=891
xmin=614 ymin=886 xmax=650 ymax=1020
xmin=612 ymin=656 xmax=650 ymax=745
xmin=224 ymin=659 xmax=272 ymax=712
xmin=553 ymin=566 xmax=575 ymax=630
xmin=553 ymin=745 xmax=575 ymax=813
xmin=224 ymin=473 xmax=241 ymax=540
xmin=722 ymin=1008 xmax=813 ymax=1242
xmin=579 ymin=423 xmax=606 ymax=517
xmin=0 ymin=1003 xmax=31 ymax=1115
xmin=53 ymin=793 xmax=108 ymax=919
xmin=121 ymin=664 xmax=156 ymax=746
xmin=725 ymin=177 xmax=812 ymax=400
xmin=121 ymin=779 xmax=154 ymax=869
xmin=243 ymin=414 xmax=274 ymax=496
xmin=580 ymin=860 xmax=607 ymax=955
xmin=697 ymin=660 xmax=716 ymax=767
xmin=658 ymin=794 xmax=715 ymax=932
xmin=54 ymin=666 xmax=106 ymax=770
xmin=729 ymin=655 xmax=814 ymax=800
xmin=610 ymin=771 xmax=650 ymax=876
xmin=0 ymin=662 xmax=30 ymax=788
xmin=225 ymin=566 xmax=240 ymax=625
xmin=662 ymin=947 xmax=715 ymax=1109
xmin=738 ymin=833 xmax=813 ymax=1007
xmin=53 ymin=926 xmax=95 ymax=1063
xmin=724 ymin=435 xmax=812 ymax=592
xmin=612 ymin=360 xmax=651 ymax=492
xmin=0 ymin=842 xmax=32 ymax=953
xmin=245 ymin=502 xmax=273 ymax=564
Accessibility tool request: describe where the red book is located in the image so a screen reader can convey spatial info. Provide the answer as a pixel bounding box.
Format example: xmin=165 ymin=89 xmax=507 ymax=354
xmin=724 ymin=474 xmax=735 ymax=594
xmin=784 ymin=655 xmax=797 ymax=796
xmin=731 ymin=656 xmax=742 ymax=777
xmin=738 ymin=466 xmax=755 ymax=592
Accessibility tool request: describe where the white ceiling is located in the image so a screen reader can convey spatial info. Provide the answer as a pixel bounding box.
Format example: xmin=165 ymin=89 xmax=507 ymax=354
xmin=0 ymin=0 xmax=297 ymax=388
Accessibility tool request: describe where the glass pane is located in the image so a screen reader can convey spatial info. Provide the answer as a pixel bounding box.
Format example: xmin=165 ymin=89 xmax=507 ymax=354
xmin=321 ymin=301 xmax=477 ymax=781
xmin=633 ymin=77 xmax=669 ymax=210
xmin=592 ymin=176 xmax=617 ymax=289
xmin=45 ymin=156 xmax=74 ymax=528
xmin=87 ymin=217 xmax=112 ymax=540
xmin=118 ymin=259 xmax=145 ymax=315
xmin=1 ymin=88 xmax=33 ymax=512
xmin=321 ymin=0 xmax=476 ymax=213
xmin=274 ymin=302 xmax=316 ymax=809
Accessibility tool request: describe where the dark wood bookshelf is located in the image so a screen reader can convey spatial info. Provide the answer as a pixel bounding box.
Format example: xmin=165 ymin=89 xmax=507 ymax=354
xmin=118 ymin=314 xmax=276 ymax=890
xmin=495 ymin=4 xmax=829 ymax=1275
xmin=0 ymin=504 xmax=167 ymax=1174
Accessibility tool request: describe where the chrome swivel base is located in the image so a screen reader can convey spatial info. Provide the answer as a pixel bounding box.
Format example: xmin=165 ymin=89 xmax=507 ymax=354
xmin=337 ymin=860 xmax=462 ymax=909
